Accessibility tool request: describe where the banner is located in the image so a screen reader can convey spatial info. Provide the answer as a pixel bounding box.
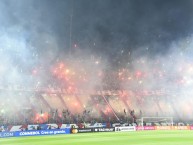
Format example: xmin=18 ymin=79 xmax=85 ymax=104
xmin=71 ymin=128 xmax=93 ymax=134
xmin=155 ymin=126 xmax=190 ymax=130
xmin=137 ymin=126 xmax=155 ymax=130
xmin=0 ymin=129 xmax=70 ymax=138
xmin=115 ymin=126 xmax=136 ymax=132
xmin=0 ymin=132 xmax=14 ymax=138
xmin=93 ymin=128 xmax=115 ymax=132
xmin=190 ymin=126 xmax=193 ymax=130
xmin=172 ymin=126 xmax=190 ymax=130
xmin=155 ymin=126 xmax=172 ymax=130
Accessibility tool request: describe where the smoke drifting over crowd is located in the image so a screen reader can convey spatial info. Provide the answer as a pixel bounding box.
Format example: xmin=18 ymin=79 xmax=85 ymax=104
xmin=0 ymin=0 xmax=193 ymax=122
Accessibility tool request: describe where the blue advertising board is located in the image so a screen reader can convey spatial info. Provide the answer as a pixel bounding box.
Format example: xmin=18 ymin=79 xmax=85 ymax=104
xmin=0 ymin=128 xmax=70 ymax=138
xmin=0 ymin=132 xmax=14 ymax=138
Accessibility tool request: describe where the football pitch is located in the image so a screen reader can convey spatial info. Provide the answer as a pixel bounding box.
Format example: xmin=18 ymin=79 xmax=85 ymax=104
xmin=1 ymin=130 xmax=193 ymax=145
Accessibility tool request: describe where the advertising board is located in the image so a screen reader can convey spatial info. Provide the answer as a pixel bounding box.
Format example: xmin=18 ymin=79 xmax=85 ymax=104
xmin=115 ymin=126 xmax=136 ymax=132
xmin=137 ymin=126 xmax=155 ymax=130
xmin=93 ymin=128 xmax=115 ymax=132
xmin=0 ymin=129 xmax=70 ymax=138
xmin=71 ymin=128 xmax=93 ymax=134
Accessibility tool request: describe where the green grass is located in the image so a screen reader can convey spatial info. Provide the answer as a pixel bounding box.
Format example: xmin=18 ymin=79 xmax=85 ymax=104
xmin=1 ymin=131 xmax=193 ymax=145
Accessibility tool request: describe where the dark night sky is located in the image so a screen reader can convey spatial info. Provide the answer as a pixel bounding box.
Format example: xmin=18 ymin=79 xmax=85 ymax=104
xmin=39 ymin=0 xmax=193 ymax=61
xmin=72 ymin=0 xmax=193 ymax=55
xmin=1 ymin=0 xmax=193 ymax=63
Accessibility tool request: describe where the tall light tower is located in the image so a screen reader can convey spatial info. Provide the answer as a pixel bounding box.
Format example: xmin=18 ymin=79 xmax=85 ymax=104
xmin=69 ymin=0 xmax=74 ymax=57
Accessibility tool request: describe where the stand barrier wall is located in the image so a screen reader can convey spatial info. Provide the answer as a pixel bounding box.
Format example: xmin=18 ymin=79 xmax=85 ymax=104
xmin=1 ymin=126 xmax=193 ymax=138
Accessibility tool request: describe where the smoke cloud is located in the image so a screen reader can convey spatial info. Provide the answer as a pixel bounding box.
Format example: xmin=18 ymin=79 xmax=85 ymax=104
xmin=0 ymin=0 xmax=193 ymax=122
